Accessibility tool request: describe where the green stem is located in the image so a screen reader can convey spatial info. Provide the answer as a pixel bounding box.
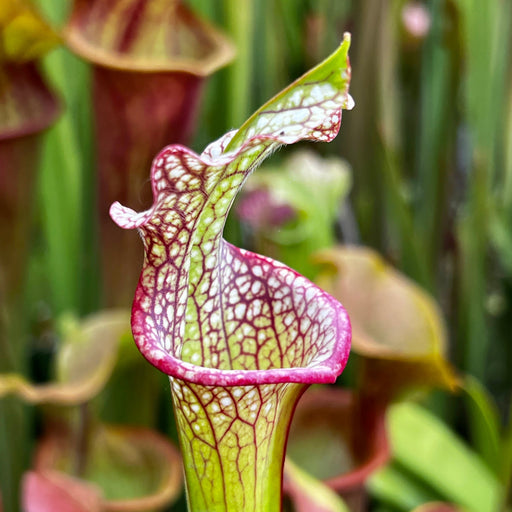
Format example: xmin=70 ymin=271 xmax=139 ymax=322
xmin=40 ymin=48 xmax=85 ymax=315
xmin=171 ymin=378 xmax=306 ymax=512
xmin=454 ymin=0 xmax=510 ymax=379
xmin=345 ymin=0 xmax=386 ymax=246
xmin=72 ymin=403 xmax=92 ymax=477
xmin=0 ymin=297 xmax=30 ymax=512
xmin=223 ymin=0 xmax=255 ymax=128
xmin=414 ymin=0 xmax=455 ymax=286
xmin=379 ymin=138 xmax=430 ymax=289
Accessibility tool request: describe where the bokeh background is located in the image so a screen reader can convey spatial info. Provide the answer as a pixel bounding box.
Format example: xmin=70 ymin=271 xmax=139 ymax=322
xmin=1 ymin=1 xmax=511 ymax=511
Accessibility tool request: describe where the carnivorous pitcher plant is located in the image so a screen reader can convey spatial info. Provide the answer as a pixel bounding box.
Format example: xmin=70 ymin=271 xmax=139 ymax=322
xmin=111 ymin=34 xmax=354 ymax=512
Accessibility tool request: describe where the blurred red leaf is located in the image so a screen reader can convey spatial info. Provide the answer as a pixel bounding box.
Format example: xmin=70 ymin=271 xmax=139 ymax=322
xmin=22 ymin=471 xmax=103 ymax=512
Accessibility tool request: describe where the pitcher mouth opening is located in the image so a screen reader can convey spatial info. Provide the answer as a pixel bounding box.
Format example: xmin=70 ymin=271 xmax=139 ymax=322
xmin=130 ymin=297 xmax=351 ymax=387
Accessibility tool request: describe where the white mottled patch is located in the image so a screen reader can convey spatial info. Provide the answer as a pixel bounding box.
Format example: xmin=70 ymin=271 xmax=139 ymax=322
xmin=345 ymin=94 xmax=355 ymax=109
xmin=251 ymin=281 xmax=262 ymax=294
xmin=283 ymin=92 xmax=298 ymax=107
xmin=228 ymin=289 xmax=240 ymax=304
xmin=235 ymin=303 xmax=246 ymax=319
xmin=305 ymin=287 xmax=316 ymax=302
xmin=252 ymin=266 xmax=263 ymax=277
xmin=251 ymin=300 xmax=262 ymax=317
xmin=300 ymin=317 xmax=311 ymax=332
xmin=220 ymin=396 xmax=232 ymax=407
xmin=203 ymin=300 xmax=214 ymax=313
xmin=205 ymin=255 xmax=216 ymax=270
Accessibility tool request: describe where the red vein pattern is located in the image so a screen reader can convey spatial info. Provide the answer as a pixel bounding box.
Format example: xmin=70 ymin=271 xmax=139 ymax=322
xmin=110 ymin=36 xmax=353 ymax=512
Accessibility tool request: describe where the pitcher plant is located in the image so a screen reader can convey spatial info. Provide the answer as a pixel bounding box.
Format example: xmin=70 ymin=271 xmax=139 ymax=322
xmin=110 ymin=34 xmax=354 ymax=512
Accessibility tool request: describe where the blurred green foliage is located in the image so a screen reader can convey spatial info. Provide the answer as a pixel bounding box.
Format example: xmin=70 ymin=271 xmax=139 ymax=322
xmin=1 ymin=0 xmax=511 ymax=511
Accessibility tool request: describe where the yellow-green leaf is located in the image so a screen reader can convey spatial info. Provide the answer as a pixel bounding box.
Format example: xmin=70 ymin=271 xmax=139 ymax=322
xmin=284 ymin=458 xmax=350 ymax=512
xmin=0 ymin=0 xmax=60 ymax=62
xmin=0 ymin=310 xmax=130 ymax=404
xmin=315 ymin=246 xmax=459 ymax=397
